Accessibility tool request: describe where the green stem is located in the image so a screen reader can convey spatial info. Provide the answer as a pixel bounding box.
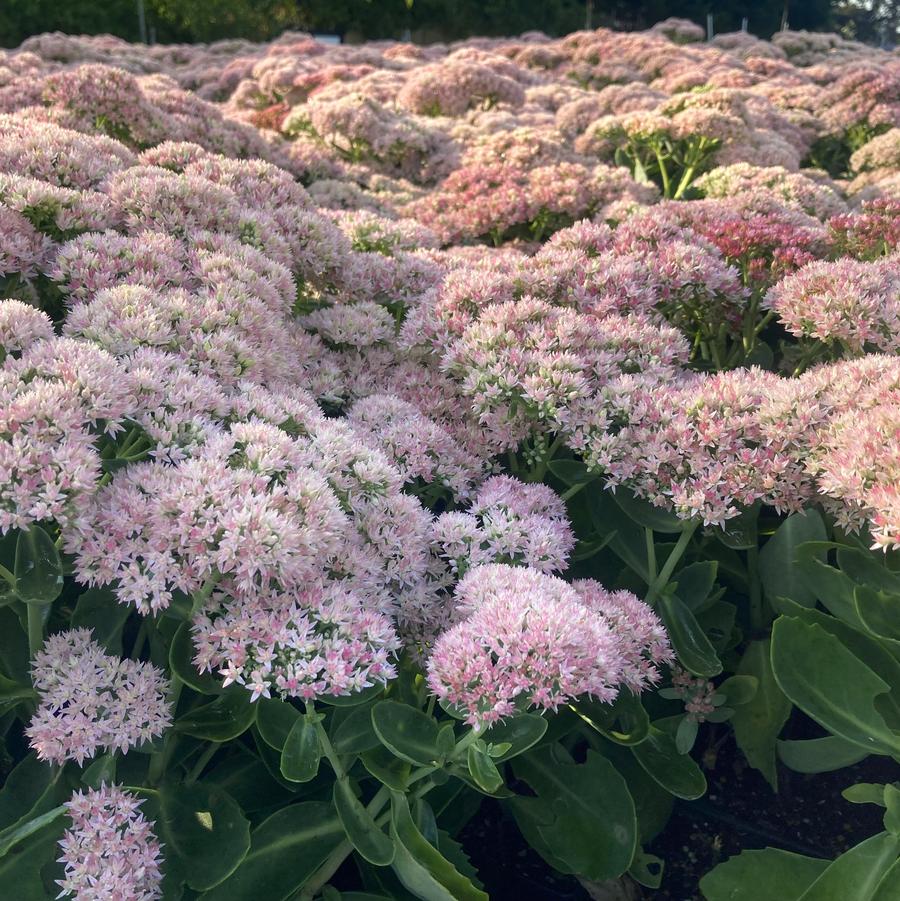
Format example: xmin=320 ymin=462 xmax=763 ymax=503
xmin=185 ymin=741 xmax=221 ymax=786
xmin=190 ymin=573 xmax=220 ymax=617
xmin=0 ymin=562 xmax=15 ymax=590
xmin=673 ymin=164 xmax=696 ymax=199
xmin=653 ymin=147 xmax=671 ymax=197
xmin=645 ymin=528 xmax=658 ymax=584
xmin=747 ymin=544 xmax=764 ymax=634
xmin=560 ymin=482 xmax=587 ymax=502
xmin=130 ymin=618 xmax=149 ymax=660
xmin=644 ymin=520 xmax=700 ymax=606
xmin=27 ymin=603 xmax=48 ymax=657
xmin=148 ymin=677 xmax=183 ymax=785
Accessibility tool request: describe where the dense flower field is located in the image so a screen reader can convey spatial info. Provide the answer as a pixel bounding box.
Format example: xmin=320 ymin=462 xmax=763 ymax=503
xmin=0 ymin=16 xmax=899 ymax=901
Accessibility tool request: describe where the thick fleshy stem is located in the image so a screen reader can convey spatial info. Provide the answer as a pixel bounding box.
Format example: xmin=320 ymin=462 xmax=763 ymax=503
xmin=645 ymin=528 xmax=658 ymax=584
xmin=644 ymin=519 xmax=700 ymax=606
xmin=185 ymin=741 xmax=221 ymax=786
xmin=148 ymin=677 xmax=183 ymax=785
xmin=747 ymin=545 xmax=765 ymax=634
xmin=27 ymin=603 xmax=49 ymax=658
xmin=0 ymin=562 xmax=15 ymax=590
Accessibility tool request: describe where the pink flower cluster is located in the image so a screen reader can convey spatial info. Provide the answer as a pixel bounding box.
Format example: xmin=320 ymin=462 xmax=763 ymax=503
xmin=431 ymin=475 xmax=575 ymax=575
xmin=192 ymin=582 xmax=401 ymax=702
xmin=427 ymin=564 xmax=671 ymax=727
xmin=26 ymin=629 xmax=171 ymax=765
xmin=57 ymin=785 xmax=164 ymax=901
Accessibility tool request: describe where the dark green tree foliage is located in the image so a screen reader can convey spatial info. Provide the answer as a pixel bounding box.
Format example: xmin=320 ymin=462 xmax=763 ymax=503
xmin=1 ymin=0 xmax=844 ymax=49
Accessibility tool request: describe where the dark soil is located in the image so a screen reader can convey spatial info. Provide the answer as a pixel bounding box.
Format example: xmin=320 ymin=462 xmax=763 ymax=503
xmin=459 ymin=716 xmax=892 ymax=900
xmin=647 ymin=724 xmax=893 ymax=900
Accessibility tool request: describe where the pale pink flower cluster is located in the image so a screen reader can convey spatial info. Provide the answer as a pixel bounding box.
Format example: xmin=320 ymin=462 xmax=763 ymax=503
xmin=0 ymin=203 xmax=51 ymax=280
xmin=426 ymin=564 xmax=668 ymax=726
xmin=695 ymin=163 xmax=846 ymax=220
xmin=347 ymin=393 xmax=484 ymax=500
xmin=67 ymin=423 xmax=347 ymax=613
xmin=397 ymin=62 xmax=526 ymax=117
xmin=431 ymin=475 xmax=574 ymax=575
xmin=444 ymin=297 xmax=688 ymax=446
xmin=580 ymin=369 xmax=811 ymax=527
xmin=766 ymin=258 xmax=900 ymax=354
xmin=57 ymin=785 xmax=164 ymax=901
xmin=192 ymin=581 xmax=400 ymax=701
xmin=0 ymin=298 xmax=53 ymax=357
xmin=812 ymin=402 xmax=900 ymax=549
xmin=26 ymin=629 xmax=171 ymax=765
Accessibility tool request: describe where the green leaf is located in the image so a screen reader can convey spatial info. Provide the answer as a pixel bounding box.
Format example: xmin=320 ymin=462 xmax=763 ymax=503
xmin=319 ymin=684 xmax=384 ymax=707
xmin=198 ymin=802 xmax=344 ymax=901
xmin=731 ymin=640 xmax=791 ymax=789
xmin=390 ymin=792 xmax=488 ymax=901
xmin=675 ymin=717 xmax=698 ymax=754
xmin=169 ymin=623 xmax=223 ymax=695
xmin=771 ymin=616 xmax=900 ymax=756
xmin=658 ymin=593 xmax=722 ymax=677
xmin=700 ymin=847 xmax=829 ymax=900
xmin=0 ymin=816 xmax=66 ymax=900
xmin=509 ymin=745 xmax=636 ymax=880
xmin=81 ymin=754 xmax=116 ymax=789
xmin=467 ymin=743 xmax=504 ymax=794
xmin=570 ymin=692 xmax=649 ymax=746
xmin=716 ymin=504 xmax=759 ymax=550
xmin=479 ymin=714 xmax=547 ymax=761
xmin=872 ymin=858 xmax=900 ymax=901
xmin=797 ymin=832 xmax=900 ymax=900
xmin=759 ymin=511 xmax=827 ymax=608
xmin=778 ymin=735 xmax=872 ymax=774
xmin=145 ymin=783 xmax=251 ymax=892
xmin=630 ymin=849 xmax=664 ymax=889
xmin=361 ymin=747 xmax=411 ymax=791
xmin=631 ymin=726 xmax=706 ymax=800
xmin=436 ymin=831 xmax=483 ymax=888
xmin=884 ymin=785 xmax=900 ymax=836
xmin=587 ymin=490 xmax=649 ymax=582
xmin=855 ymin=587 xmax=900 ymax=643
xmin=0 ymin=804 xmax=66 ymax=858
xmin=372 ymin=701 xmax=442 ymax=767
xmin=794 ymin=543 xmax=864 ymax=628
xmin=547 ymin=459 xmax=598 ymax=488
xmin=332 ymin=703 xmax=381 ymax=755
xmin=333 ymin=779 xmax=394 ymax=866
xmin=280 ymin=717 xmax=321 ymax=783
xmin=71 ymin=588 xmax=131 ymax=655
xmin=203 ymin=750 xmax=291 ymax=813
xmin=779 ymin=604 xmax=900 ymax=729
xmin=838 ymin=547 xmax=900 ymax=594
xmin=256 ymin=697 xmax=301 ymax=751
xmin=0 ymin=670 xmax=34 ymax=706
xmin=675 ymin=561 xmax=719 ymax=612
xmin=0 ymin=754 xmax=67 ymax=837
xmin=174 ymin=688 xmax=257 ymax=742
xmin=14 ymin=526 xmax=63 ymax=605
xmin=718 ymin=674 xmax=758 ymax=707
xmin=612 ymin=491 xmax=683 ymax=533
xmin=843 ymin=783 xmax=888 ymax=806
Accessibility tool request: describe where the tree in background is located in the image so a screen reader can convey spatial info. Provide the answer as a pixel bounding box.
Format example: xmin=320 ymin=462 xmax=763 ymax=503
xmin=833 ymin=0 xmax=900 ymax=44
xmin=0 ymin=0 xmax=880 ymax=50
